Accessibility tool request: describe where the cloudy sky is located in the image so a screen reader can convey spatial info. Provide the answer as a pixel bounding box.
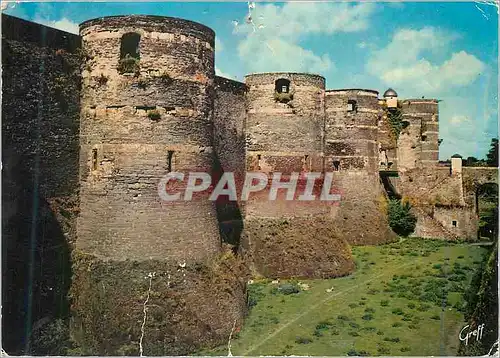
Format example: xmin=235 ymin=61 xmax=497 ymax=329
xmin=3 ymin=1 xmax=498 ymax=160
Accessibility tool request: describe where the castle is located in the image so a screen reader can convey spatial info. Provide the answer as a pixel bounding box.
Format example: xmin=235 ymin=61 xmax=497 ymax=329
xmin=2 ymin=14 xmax=497 ymax=355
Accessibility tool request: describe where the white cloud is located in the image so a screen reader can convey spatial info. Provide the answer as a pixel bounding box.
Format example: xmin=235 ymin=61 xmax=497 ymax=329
xmin=33 ymin=17 xmax=79 ymax=34
xmin=215 ymin=66 xmax=237 ymax=80
xmin=238 ymin=35 xmax=333 ymax=74
xmin=366 ymin=27 xmax=484 ymax=94
xmin=235 ymin=2 xmax=375 ymax=74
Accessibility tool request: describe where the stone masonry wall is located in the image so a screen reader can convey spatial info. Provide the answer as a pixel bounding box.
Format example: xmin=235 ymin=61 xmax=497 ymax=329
xmin=2 ymin=14 xmax=81 ymax=353
xmin=325 ymin=90 xmax=396 ymax=245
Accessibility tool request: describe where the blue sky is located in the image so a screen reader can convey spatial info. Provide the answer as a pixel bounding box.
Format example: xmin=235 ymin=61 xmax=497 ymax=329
xmin=3 ymin=1 xmax=498 ymax=160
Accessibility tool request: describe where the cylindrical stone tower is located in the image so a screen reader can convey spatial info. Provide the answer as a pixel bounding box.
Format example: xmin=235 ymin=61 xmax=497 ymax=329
xmin=324 ymin=89 xmax=380 ymax=172
xmin=78 ymin=15 xmax=220 ymax=262
xmin=73 ymin=16 xmax=246 ymax=355
xmin=241 ymin=73 xmax=354 ymax=279
xmin=324 ymin=89 xmax=397 ymax=245
xmin=399 ymin=99 xmax=439 ymax=170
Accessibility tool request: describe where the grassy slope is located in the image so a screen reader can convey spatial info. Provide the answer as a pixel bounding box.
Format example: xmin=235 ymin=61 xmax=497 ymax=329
xmin=197 ymin=238 xmax=486 ymax=356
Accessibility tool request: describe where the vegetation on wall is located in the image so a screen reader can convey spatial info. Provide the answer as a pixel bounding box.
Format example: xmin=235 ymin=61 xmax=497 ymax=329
xmin=386 ymin=107 xmax=407 ymax=140
xmin=117 ymin=54 xmax=140 ymax=75
xmin=274 ymin=90 xmax=294 ymax=104
xmin=387 ymin=199 xmax=417 ymax=237
xmin=147 ymin=109 xmax=161 ymax=121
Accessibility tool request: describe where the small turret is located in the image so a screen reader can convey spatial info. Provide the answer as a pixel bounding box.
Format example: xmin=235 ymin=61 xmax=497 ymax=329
xmin=383 ymin=88 xmax=398 ymax=109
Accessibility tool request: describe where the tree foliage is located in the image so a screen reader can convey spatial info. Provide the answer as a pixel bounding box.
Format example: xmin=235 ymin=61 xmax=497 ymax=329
xmin=387 ymin=199 xmax=417 ymax=237
xmin=486 ymin=138 xmax=498 ymax=167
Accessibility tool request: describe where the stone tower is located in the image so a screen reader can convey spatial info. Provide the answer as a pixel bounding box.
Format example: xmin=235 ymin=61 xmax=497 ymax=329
xmin=241 ymin=73 xmax=355 ymax=279
xmin=77 ymin=15 xmax=221 ymax=262
xmin=398 ymin=99 xmax=439 ymax=171
xmin=73 ymin=16 xmax=246 ymax=355
xmin=324 ymin=89 xmax=396 ymax=245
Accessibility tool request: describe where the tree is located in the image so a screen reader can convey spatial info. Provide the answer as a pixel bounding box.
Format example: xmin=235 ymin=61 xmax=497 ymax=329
xmin=486 ymin=138 xmax=498 ymax=167
xmin=387 ymin=199 xmax=417 ymax=237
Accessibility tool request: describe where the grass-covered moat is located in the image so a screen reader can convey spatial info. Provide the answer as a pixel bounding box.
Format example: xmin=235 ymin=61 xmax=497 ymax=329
xmin=197 ymin=238 xmax=491 ymax=356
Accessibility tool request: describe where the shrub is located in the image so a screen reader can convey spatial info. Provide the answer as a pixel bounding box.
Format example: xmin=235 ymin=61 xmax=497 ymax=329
xmin=331 ymin=329 xmax=340 ymax=335
xmin=392 ymin=322 xmax=403 ymax=327
xmin=278 ymin=283 xmax=300 ymax=295
xmin=365 ymin=307 xmax=375 ymax=313
xmin=392 ymin=308 xmax=404 ymax=315
xmin=147 ymin=109 xmax=161 ymax=121
xmin=349 ymin=322 xmax=360 ymax=329
xmin=401 ymin=346 xmax=411 ymax=352
xmin=117 ymin=54 xmax=140 ymax=75
xmin=384 ymin=337 xmax=401 ymax=343
xmin=362 ymin=314 xmax=373 ymax=321
xmin=315 ymin=321 xmax=333 ymax=330
xmin=417 ymin=304 xmax=430 ymax=312
xmin=377 ymin=330 xmax=385 ymax=336
xmin=380 ymin=300 xmax=389 ymax=307
xmin=430 ymin=314 xmax=440 ymax=320
xmin=295 ymin=336 xmax=312 ymax=344
xmin=378 ymin=346 xmax=390 ymax=354
xmin=387 ymin=199 xmax=417 ymax=236
xmin=337 ymin=315 xmax=350 ymax=321
xmin=313 ymin=329 xmax=323 ymax=337
xmin=348 ymin=303 xmax=357 ymax=308
xmin=348 ymin=331 xmax=360 ymax=337
xmin=274 ymin=90 xmax=294 ymax=103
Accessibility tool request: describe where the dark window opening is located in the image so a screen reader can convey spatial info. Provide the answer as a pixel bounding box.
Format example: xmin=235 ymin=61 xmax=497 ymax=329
xmin=347 ymin=99 xmax=357 ymax=113
xmin=422 ymin=135 xmax=428 ymax=141
xmin=257 ymin=154 xmax=262 ymax=170
xmin=92 ymin=149 xmax=98 ymax=171
xmin=275 ymin=78 xmax=290 ymax=94
xmin=120 ymin=32 xmax=141 ymax=60
xmin=332 ymin=160 xmax=340 ymax=171
xmin=452 ymin=220 xmax=457 ymax=227
xmin=167 ymin=150 xmax=174 ymax=172
xmin=387 ymin=162 xmax=394 ymax=169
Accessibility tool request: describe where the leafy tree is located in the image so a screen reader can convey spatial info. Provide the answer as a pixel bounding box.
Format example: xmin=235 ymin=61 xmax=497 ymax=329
xmin=486 ymin=138 xmax=498 ymax=167
xmin=387 ymin=199 xmax=417 ymax=237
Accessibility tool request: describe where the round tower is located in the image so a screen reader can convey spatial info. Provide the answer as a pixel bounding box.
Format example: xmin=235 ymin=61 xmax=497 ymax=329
xmin=399 ymin=99 xmax=439 ymax=170
xmin=324 ymin=89 xmax=397 ymax=245
xmin=324 ymin=89 xmax=380 ymax=172
xmin=241 ymin=73 xmax=354 ymax=279
xmin=77 ymin=15 xmax=220 ymax=263
xmin=73 ymin=16 xmax=247 ymax=356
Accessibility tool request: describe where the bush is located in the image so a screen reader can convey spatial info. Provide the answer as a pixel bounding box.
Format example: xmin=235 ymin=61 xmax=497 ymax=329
xmin=392 ymin=322 xmax=403 ymax=327
xmin=380 ymin=300 xmax=389 ymax=307
xmin=295 ymin=336 xmax=312 ymax=344
xmin=384 ymin=337 xmax=401 ymax=343
xmin=278 ymin=283 xmax=300 ymax=295
xmin=430 ymin=314 xmax=441 ymax=320
xmin=274 ymin=91 xmax=294 ymax=103
xmin=117 ymin=54 xmax=140 ymax=75
xmin=392 ymin=308 xmax=404 ymax=315
xmin=147 ymin=109 xmax=161 ymax=121
xmin=388 ymin=199 xmax=417 ymax=236
xmin=362 ymin=314 xmax=373 ymax=321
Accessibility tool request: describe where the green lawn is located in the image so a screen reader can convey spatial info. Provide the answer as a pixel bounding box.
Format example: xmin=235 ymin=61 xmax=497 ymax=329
xmin=198 ymin=238 xmax=487 ymax=356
